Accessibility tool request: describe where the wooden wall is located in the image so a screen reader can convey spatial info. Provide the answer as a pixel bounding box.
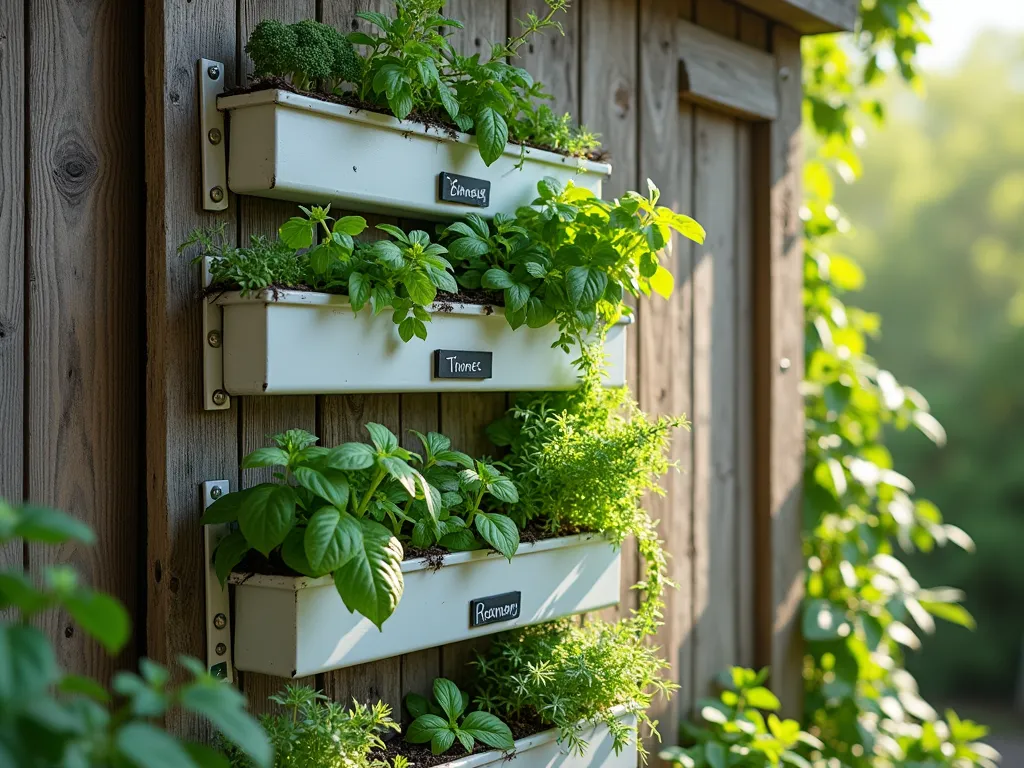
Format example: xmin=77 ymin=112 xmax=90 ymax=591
xmin=0 ymin=0 xmax=805 ymax=749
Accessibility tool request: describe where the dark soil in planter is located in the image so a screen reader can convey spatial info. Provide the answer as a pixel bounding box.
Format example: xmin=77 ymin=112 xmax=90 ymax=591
xmin=233 ymin=520 xmax=592 ymax=579
xmin=371 ymin=712 xmax=549 ymax=768
xmin=203 ymin=283 xmax=505 ymax=313
xmin=224 ymin=78 xmax=611 ymax=163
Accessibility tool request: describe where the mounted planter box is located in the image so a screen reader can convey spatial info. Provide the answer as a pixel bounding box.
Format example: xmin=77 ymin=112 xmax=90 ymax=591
xmin=217 ymin=89 xmax=611 ymax=219
xmin=214 ymin=289 xmax=628 ymax=395
xmin=437 ymin=707 xmax=637 ymax=768
xmin=230 ymin=533 xmax=620 ymax=678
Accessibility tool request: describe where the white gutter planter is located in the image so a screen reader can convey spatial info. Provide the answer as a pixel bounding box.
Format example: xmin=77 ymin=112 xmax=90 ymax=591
xmin=432 ymin=707 xmax=638 ymax=768
xmin=217 ymin=90 xmax=611 ymax=220
xmin=214 ymin=290 xmax=628 ymax=395
xmin=229 ymin=534 xmax=620 ymax=678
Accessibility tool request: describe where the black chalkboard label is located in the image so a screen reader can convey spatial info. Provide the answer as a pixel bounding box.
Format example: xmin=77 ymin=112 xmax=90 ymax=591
xmin=434 ymin=350 xmax=493 ymax=380
xmin=470 ymin=591 xmax=521 ymax=628
xmin=438 ymin=172 xmax=490 ymax=208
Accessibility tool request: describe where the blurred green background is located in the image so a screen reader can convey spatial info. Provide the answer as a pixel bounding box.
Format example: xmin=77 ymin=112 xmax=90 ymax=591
xmin=832 ymin=30 xmax=1024 ymax=705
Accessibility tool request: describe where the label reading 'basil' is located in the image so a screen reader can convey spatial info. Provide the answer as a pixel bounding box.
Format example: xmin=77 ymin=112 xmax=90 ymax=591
xmin=438 ymin=172 xmax=490 ymax=208
xmin=469 ymin=591 xmax=521 ymax=628
xmin=434 ymin=350 xmax=493 ymax=380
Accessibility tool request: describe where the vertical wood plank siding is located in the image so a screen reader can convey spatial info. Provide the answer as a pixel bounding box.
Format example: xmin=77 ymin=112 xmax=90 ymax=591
xmin=0 ymin=0 xmax=802 ymax=747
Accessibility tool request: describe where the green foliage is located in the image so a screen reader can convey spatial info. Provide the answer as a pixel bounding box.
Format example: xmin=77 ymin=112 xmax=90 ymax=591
xmin=244 ymin=2 xmax=599 ymax=165
xmin=471 ymin=618 xmax=677 ymax=763
xmin=0 ymin=498 xmax=271 ymax=768
xmin=223 ymin=685 xmax=400 ymax=768
xmin=180 ymin=179 xmax=704 ymax=353
xmin=247 ymin=18 xmax=362 ymax=91
xmin=661 ymin=668 xmax=820 ymax=768
xmin=204 ymin=426 xmax=521 ymax=629
xmin=441 ymin=178 xmax=704 ymax=350
xmin=489 ymin=344 xmax=686 ymax=631
xmin=404 ymin=678 xmax=514 ymax=756
xmin=800 ymin=3 xmax=1001 ymax=767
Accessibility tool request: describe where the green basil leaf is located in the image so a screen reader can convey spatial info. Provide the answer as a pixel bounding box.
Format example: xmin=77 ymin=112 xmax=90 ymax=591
xmin=365 ymin=423 xmax=399 ymax=453
xmin=433 ymin=678 xmax=465 ymax=721
xmin=238 ymin=484 xmax=296 ymax=556
xmin=438 ymin=528 xmax=478 ymax=551
xmin=327 ymin=442 xmax=376 ymax=471
xmin=64 ymin=589 xmax=130 ymax=654
xmin=380 ymin=457 xmax=417 ymax=497
xmin=304 ymin=507 xmax=362 ymax=573
xmin=15 ymin=505 xmax=95 ymax=545
xmin=333 ymin=520 xmax=404 ymax=629
xmin=525 ymin=297 xmax=556 ymax=329
xmin=180 ymin=684 xmax=272 ymax=768
xmin=281 ymin=528 xmax=317 ymax=577
xmin=200 ymin=489 xmax=248 ymax=525
xmin=406 ymin=692 xmax=432 ymax=720
xmin=294 ymin=466 xmax=349 ymax=509
xmin=431 ymin=727 xmax=456 ymax=756
xmin=475 ymin=106 xmax=508 ymax=166
xmin=404 ymin=269 xmax=437 ymax=307
xmin=474 ymin=513 xmax=519 ymax=561
xmin=213 ymin=530 xmax=249 ymax=585
xmin=481 ymin=268 xmax=514 ymax=289
xmin=506 ymin=283 xmax=530 ymax=312
xmin=486 ymin=477 xmax=519 ymax=504
xmin=115 ymin=722 xmax=195 ymax=768
xmin=279 ymin=217 xmax=313 ymax=250
xmin=565 ymin=265 xmax=608 ymax=308
xmin=650 ymin=264 xmax=675 ymax=299
xmin=461 ymin=711 xmax=515 ymax=751
xmin=240 ymin=447 xmax=288 ymax=469
xmin=0 ymin=624 xmax=59 ymax=698
xmin=349 ymin=271 xmax=371 ymax=311
xmin=407 ymin=713 xmax=448 ymax=744
xmin=333 ymin=215 xmax=367 ymax=236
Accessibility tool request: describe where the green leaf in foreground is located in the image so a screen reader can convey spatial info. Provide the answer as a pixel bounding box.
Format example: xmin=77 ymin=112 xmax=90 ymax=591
xmin=333 ymin=520 xmax=404 ymax=629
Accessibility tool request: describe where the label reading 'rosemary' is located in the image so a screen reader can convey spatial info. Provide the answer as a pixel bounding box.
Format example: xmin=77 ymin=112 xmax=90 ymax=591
xmin=469 ymin=591 xmax=521 ymax=627
xmin=438 ymin=172 xmax=491 ymax=208
xmin=433 ymin=350 xmax=493 ymax=380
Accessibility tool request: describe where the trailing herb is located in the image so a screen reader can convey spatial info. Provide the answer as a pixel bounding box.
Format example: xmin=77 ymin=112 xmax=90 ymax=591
xmin=441 ymin=177 xmax=704 ymax=350
xmin=404 ymin=678 xmax=514 ymax=756
xmin=244 ymin=1 xmax=600 ymax=164
xmin=0 ymin=499 xmax=271 ymax=768
xmin=488 ymin=343 xmax=685 ymax=629
xmin=660 ymin=668 xmax=820 ymax=768
xmin=180 ymin=179 xmax=704 ymax=352
xmin=203 ymin=426 xmax=520 ymax=628
xmin=222 ymin=685 xmax=400 ymax=768
xmin=472 ymin=618 xmax=677 ymax=762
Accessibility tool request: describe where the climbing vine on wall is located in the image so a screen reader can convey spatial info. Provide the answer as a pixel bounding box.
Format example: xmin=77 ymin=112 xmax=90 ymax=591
xmin=801 ymin=2 xmax=1000 ymax=766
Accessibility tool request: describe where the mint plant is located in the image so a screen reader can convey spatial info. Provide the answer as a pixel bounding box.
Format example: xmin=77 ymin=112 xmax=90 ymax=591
xmin=442 ymin=178 xmax=706 ymax=349
xmin=404 ymin=678 xmax=514 ymax=756
xmin=660 ymin=668 xmax=820 ymax=768
xmin=222 ymin=685 xmax=400 ymax=768
xmin=0 ymin=498 xmax=271 ymax=768
xmin=204 ymin=426 xmax=522 ymax=629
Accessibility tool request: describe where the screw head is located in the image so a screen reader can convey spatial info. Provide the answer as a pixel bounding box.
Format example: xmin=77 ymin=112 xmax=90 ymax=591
xmin=208 ymin=127 xmax=222 ymax=145
xmin=779 ymin=357 xmax=792 ymax=372
xmin=215 ymin=642 xmax=227 ymax=656
xmin=210 ymin=485 xmax=223 ymax=500
xmin=779 ymin=66 xmax=791 ymax=82
xmin=209 ymin=186 xmax=224 ymax=203
xmin=213 ymin=613 xmax=227 ymax=630
xmin=207 ymin=330 xmax=222 ymax=348
xmin=207 ymin=64 xmax=221 ymax=80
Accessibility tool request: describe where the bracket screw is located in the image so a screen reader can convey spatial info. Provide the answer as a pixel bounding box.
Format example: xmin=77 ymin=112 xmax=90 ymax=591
xmin=210 ymin=486 xmax=223 ymax=500
xmin=212 ymin=389 xmax=228 ymax=407
xmin=779 ymin=357 xmax=792 ymax=372
xmin=209 ymin=186 xmax=224 ymax=204
xmin=779 ymin=66 xmax=791 ymax=82
xmin=214 ymin=613 xmax=227 ymax=630
xmin=215 ymin=642 xmax=227 ymax=656
xmin=207 ymin=330 xmax=221 ymax=348
xmin=207 ymin=64 xmax=221 ymax=80
xmin=208 ymin=128 xmax=222 ymax=145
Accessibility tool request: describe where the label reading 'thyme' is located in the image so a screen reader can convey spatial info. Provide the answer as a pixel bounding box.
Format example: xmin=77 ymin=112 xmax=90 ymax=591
xmin=438 ymin=172 xmax=491 ymax=208
xmin=469 ymin=591 xmax=521 ymax=627
xmin=434 ymin=350 xmax=493 ymax=380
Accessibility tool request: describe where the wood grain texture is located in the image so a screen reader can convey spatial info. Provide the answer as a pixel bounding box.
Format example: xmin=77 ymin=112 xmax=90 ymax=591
xmin=638 ymin=0 xmax=697 ymax=742
xmin=28 ymin=0 xmax=144 ymax=678
xmin=735 ymin=9 xmax=768 ymax=672
xmin=0 ymin=1 xmax=24 ymax=574
xmin=734 ymin=0 xmax=856 ymax=33
xmin=677 ymin=19 xmax=778 ymax=121
xmin=753 ymin=25 xmax=805 ymax=717
xmin=146 ymin=0 xmax=239 ymax=736
xmin=446 ymin=0 xmax=506 ymax=60
xmin=507 ymin=0 xmax=579 ymax=115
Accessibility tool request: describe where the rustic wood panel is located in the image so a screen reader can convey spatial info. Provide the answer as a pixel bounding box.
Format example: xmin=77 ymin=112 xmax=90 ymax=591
xmin=28 ymin=0 xmax=144 ymax=677
xmin=677 ymin=18 xmax=778 ymax=120
xmin=508 ymin=0 xmax=579 ymax=116
xmin=735 ymin=9 xmax=768 ymax=672
xmin=235 ymin=0 xmax=320 ymax=717
xmin=146 ymin=0 xmax=239 ymax=736
xmin=735 ymin=0 xmax=856 ymax=34
xmin=0 ymin=2 xmax=24 ymax=575
xmin=753 ymin=24 xmax=805 ymax=717
xmin=446 ymin=0 xmax=506 ymax=60
xmin=639 ymin=0 xmax=696 ymax=743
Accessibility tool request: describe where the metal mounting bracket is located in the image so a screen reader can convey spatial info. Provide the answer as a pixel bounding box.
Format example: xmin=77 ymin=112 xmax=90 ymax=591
xmin=202 ymin=256 xmax=230 ymax=411
xmin=202 ymin=480 xmax=234 ymax=682
xmin=198 ymin=58 xmax=228 ymax=212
